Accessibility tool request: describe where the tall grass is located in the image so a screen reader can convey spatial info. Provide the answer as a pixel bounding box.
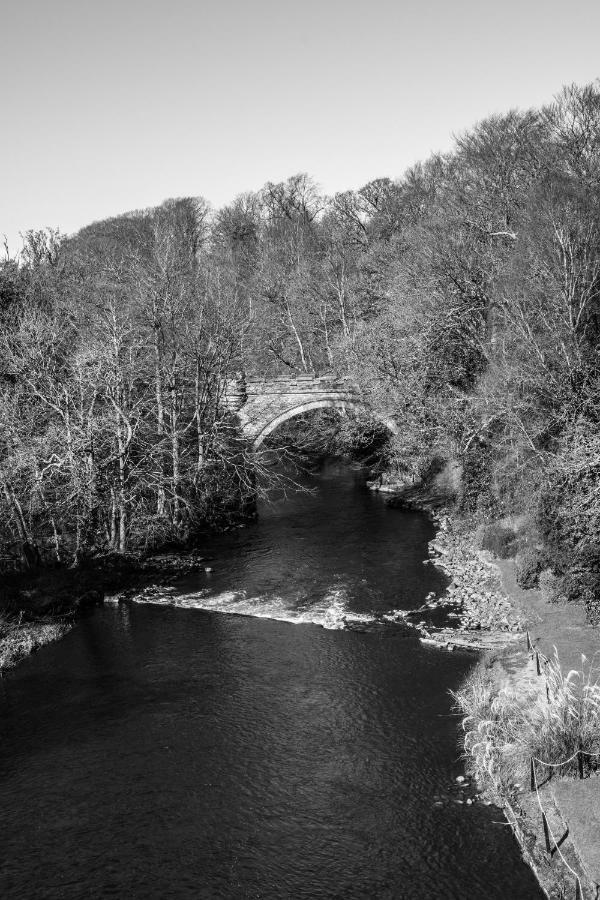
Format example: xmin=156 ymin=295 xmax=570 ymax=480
xmin=453 ymin=650 xmax=600 ymax=792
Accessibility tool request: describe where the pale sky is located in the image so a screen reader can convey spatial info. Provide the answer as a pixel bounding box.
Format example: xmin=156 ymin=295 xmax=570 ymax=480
xmin=2 ymin=0 xmax=599 ymax=254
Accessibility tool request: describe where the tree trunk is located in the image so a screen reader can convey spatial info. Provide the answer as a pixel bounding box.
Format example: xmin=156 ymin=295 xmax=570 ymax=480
xmin=154 ymin=322 xmax=166 ymax=517
xmin=170 ymin=386 xmax=180 ymax=529
xmin=194 ymin=359 xmax=206 ymax=472
xmin=1 ymin=478 xmax=41 ymax=569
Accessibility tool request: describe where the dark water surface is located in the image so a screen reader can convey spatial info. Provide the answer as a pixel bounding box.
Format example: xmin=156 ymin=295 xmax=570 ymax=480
xmin=0 ymin=463 xmax=542 ymax=899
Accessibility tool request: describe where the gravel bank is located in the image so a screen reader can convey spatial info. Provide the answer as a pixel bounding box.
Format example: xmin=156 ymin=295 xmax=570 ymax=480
xmin=398 ymin=513 xmax=527 ymax=652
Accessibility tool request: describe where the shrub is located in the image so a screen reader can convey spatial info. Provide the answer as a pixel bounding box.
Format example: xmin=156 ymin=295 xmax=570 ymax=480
xmin=557 ymin=570 xmax=600 ymax=623
xmin=515 ymin=547 xmax=545 ymax=589
xmin=458 ymin=445 xmax=493 ymax=516
xmin=536 ymin=424 xmax=600 ymax=622
xmin=539 ymin=568 xmax=561 ymax=604
xmin=585 ymin=593 xmax=600 ymax=626
xmin=479 ymin=523 xmax=517 ymax=559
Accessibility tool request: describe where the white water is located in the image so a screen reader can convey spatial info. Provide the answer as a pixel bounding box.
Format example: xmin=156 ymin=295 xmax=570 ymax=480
xmin=132 ymin=584 xmax=379 ymax=630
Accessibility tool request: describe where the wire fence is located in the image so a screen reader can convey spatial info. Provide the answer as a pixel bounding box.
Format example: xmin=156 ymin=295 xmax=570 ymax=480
xmin=531 ymin=751 xmax=584 ymax=898
xmin=524 ymin=631 xmax=595 ymax=900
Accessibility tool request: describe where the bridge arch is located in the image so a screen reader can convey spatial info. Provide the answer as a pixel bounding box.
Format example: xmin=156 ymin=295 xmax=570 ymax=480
xmin=249 ymin=399 xmax=397 ymax=450
xmin=226 ymin=374 xmax=397 ymax=450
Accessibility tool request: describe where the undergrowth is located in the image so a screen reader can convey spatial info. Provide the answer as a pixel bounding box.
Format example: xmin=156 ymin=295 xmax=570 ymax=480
xmin=452 ymin=650 xmax=600 ymax=794
xmin=0 ymin=614 xmax=70 ymax=672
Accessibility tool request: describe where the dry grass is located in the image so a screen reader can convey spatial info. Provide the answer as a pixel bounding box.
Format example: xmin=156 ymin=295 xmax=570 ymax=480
xmin=0 ymin=615 xmax=70 ymax=672
xmin=453 ymin=650 xmax=600 ymax=792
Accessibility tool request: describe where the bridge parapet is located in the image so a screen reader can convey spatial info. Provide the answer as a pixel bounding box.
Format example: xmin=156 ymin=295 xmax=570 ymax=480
xmin=223 ymin=372 xmax=391 ymax=448
xmin=244 ymin=375 xmax=356 ymax=395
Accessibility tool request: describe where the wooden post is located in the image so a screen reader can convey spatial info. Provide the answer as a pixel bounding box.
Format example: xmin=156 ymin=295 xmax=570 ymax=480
xmin=578 ymin=739 xmax=584 ymax=780
xmin=526 ymin=629 xmax=532 ymax=651
xmin=530 ymin=757 xmax=536 ymax=792
xmin=542 ymin=811 xmax=553 ymax=855
xmin=575 ymin=874 xmax=583 ymax=900
xmin=546 ymin=683 xmax=551 ymax=704
xmin=536 ymin=651 xmax=542 ymax=676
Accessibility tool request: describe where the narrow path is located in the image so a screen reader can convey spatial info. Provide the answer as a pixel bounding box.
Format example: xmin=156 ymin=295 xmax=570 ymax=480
xmin=495 ymin=560 xmax=600 ymax=897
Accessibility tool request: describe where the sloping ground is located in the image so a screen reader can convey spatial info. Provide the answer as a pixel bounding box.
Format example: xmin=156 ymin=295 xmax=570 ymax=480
xmin=494 ymin=560 xmax=600 ymax=898
xmin=408 ymin=516 xmax=527 ymax=651
xmin=489 ymin=646 xmax=546 ymax=705
xmin=551 ymin=780 xmax=600 ymax=887
xmin=0 ymin=618 xmax=70 ymax=671
xmin=496 ymin=560 xmax=597 ymax=674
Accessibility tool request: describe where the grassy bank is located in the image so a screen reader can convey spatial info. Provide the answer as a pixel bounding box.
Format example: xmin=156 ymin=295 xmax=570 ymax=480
xmin=445 ymin=524 xmax=600 ymax=899
xmin=0 ymin=614 xmax=71 ymax=673
xmin=454 ymin=651 xmax=600 ymax=794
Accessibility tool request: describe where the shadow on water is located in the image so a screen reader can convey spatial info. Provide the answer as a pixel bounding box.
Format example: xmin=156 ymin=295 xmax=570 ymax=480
xmin=0 ymin=461 xmax=543 ymax=899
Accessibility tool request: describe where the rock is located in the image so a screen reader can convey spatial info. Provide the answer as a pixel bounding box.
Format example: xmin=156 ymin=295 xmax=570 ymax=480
xmin=456 ymin=775 xmax=466 ymax=783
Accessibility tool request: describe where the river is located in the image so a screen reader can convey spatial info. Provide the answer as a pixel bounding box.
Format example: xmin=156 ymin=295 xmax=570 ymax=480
xmin=0 ymin=461 xmax=542 ymax=899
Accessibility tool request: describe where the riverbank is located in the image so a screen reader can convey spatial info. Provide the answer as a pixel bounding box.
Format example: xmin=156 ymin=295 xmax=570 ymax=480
xmin=407 ymin=513 xmax=527 ymax=652
xmin=0 ymin=615 xmax=71 ymax=672
xmin=434 ymin=515 xmax=600 ymax=899
xmin=0 ymin=550 xmax=212 ymax=673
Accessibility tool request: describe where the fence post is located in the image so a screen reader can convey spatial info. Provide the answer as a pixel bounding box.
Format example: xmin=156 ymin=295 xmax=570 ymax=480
xmin=578 ymin=739 xmax=584 ymax=780
xmin=526 ymin=629 xmax=532 ymax=651
xmin=536 ymin=651 xmax=542 ymax=676
xmin=575 ymin=874 xmax=583 ymax=900
xmin=530 ymin=757 xmax=536 ymax=792
xmin=542 ymin=812 xmax=553 ymax=855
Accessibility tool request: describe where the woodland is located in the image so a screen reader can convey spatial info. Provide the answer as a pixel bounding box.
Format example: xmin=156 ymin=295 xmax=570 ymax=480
xmin=1 ymin=82 xmax=600 ymax=616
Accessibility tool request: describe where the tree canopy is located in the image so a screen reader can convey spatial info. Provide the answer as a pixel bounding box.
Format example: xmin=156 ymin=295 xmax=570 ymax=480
xmin=2 ymin=81 xmax=600 ymax=605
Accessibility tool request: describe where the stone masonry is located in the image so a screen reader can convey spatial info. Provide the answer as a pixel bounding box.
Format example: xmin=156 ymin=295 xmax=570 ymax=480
xmin=224 ymin=374 xmax=394 ymax=448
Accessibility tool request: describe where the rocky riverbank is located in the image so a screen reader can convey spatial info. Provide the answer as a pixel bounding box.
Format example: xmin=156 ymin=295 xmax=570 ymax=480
xmin=392 ymin=513 xmax=527 ymax=652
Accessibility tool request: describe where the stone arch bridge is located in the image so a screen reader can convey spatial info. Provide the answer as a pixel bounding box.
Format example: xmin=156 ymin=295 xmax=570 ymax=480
xmin=225 ymin=374 xmax=396 ymax=449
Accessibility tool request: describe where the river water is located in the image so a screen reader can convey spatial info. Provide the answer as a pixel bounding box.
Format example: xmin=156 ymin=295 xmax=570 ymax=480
xmin=0 ymin=462 xmax=542 ymax=899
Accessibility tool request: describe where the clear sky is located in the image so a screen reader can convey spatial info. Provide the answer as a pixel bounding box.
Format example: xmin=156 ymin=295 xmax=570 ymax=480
xmin=2 ymin=0 xmax=599 ymax=254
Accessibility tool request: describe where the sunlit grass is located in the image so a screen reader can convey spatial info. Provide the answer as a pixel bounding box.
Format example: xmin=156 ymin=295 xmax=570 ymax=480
xmin=452 ymin=650 xmax=600 ymax=792
xmin=0 ymin=615 xmax=70 ymax=672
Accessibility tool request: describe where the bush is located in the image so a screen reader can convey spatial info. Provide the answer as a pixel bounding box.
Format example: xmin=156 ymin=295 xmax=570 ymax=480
xmin=536 ymin=424 xmax=600 ymax=622
xmin=585 ymin=593 xmax=600 ymax=626
xmin=515 ymin=547 xmax=545 ymax=589
xmin=556 ymin=570 xmax=600 ymax=622
xmin=460 ymin=460 xmax=499 ymax=518
xmin=479 ymin=523 xmax=517 ymax=559
xmin=539 ymin=569 xmax=561 ymax=604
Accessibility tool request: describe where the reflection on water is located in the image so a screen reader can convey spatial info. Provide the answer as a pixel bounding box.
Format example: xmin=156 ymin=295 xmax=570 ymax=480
xmin=0 ymin=462 xmax=543 ymax=899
